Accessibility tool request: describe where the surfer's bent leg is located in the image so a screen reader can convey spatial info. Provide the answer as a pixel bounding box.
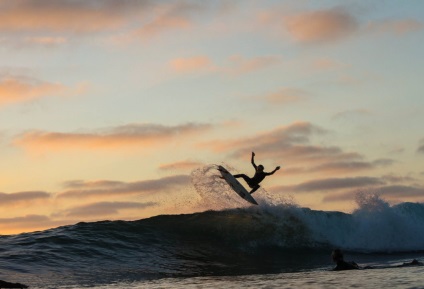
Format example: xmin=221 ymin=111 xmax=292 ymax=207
xmin=249 ymin=185 xmax=260 ymax=195
xmin=233 ymin=174 xmax=251 ymax=183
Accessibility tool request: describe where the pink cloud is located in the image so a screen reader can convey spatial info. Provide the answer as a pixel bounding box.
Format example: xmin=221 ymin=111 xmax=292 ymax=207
xmin=261 ymin=87 xmax=307 ymax=104
xmin=170 ymin=56 xmax=213 ymax=73
xmin=0 ymin=191 xmax=50 ymax=206
xmin=159 ymin=160 xmax=204 ymax=171
xmin=59 ymin=201 xmax=157 ymax=218
xmin=0 ymin=0 xmax=149 ymax=33
xmin=15 ymin=123 xmax=212 ymax=152
xmin=199 ymin=122 xmax=398 ymax=177
xmin=225 ymin=55 xmax=281 ymax=76
xmin=367 ymin=19 xmax=423 ymax=36
xmin=273 ymin=176 xmax=384 ymax=193
xmin=0 ymin=76 xmax=69 ymax=106
xmin=58 ymin=175 xmax=191 ymax=199
xmin=284 ymin=8 xmax=358 ymax=43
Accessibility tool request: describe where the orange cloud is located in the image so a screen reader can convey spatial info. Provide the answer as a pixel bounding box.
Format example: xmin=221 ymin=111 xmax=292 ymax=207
xmin=170 ymin=56 xmax=213 ymax=73
xmin=261 ymin=87 xmax=307 ymax=104
xmin=199 ymin=122 xmax=398 ymax=177
xmin=0 ymin=191 xmax=50 ymax=206
xmin=0 ymin=76 xmax=68 ymax=106
xmin=0 ymin=0 xmax=148 ymax=32
xmin=273 ymin=176 xmax=384 ymax=193
xmin=367 ymin=19 xmax=423 ymax=36
xmin=58 ymin=201 xmax=157 ymax=218
xmin=323 ymin=185 xmax=424 ymax=203
xmin=225 ymin=55 xmax=281 ymax=76
xmin=58 ymin=175 xmax=191 ymax=199
xmin=159 ymin=160 xmax=204 ymax=171
xmin=284 ymin=8 xmax=358 ymax=43
xmin=15 ymin=123 xmax=212 ymax=152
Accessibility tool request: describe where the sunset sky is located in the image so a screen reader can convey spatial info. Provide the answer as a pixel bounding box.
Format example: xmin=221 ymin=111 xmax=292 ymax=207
xmin=1 ymin=0 xmax=424 ymax=234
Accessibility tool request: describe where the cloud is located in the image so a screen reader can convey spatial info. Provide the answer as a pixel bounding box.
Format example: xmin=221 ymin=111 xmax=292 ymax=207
xmin=0 ymin=214 xmax=76 ymax=234
xmin=367 ymin=19 xmax=423 ymax=36
xmin=59 ymin=201 xmax=157 ymax=218
xmin=0 ymin=191 xmax=50 ymax=206
xmin=200 ymin=122 xmax=362 ymax=165
xmin=132 ymin=1 xmax=202 ymax=39
xmin=170 ymin=56 xmax=213 ymax=73
xmin=284 ymin=8 xmax=358 ymax=43
xmin=273 ymin=176 xmax=384 ymax=193
xmin=225 ymin=55 xmax=281 ymax=76
xmin=14 ymin=122 xmax=212 ymax=152
xmin=0 ymin=214 xmax=50 ymax=225
xmin=169 ymin=54 xmax=281 ymax=76
xmin=0 ymin=75 xmax=76 ymax=106
xmin=311 ymin=58 xmax=347 ymax=70
xmin=332 ymin=109 xmax=372 ymax=121
xmin=0 ymin=0 xmax=151 ymax=33
xmin=283 ymin=159 xmax=394 ymax=175
xmin=0 ymin=1 xmax=218 ymax=46
xmin=159 ymin=160 xmax=204 ymax=171
xmin=261 ymin=87 xmax=307 ymax=105
xmin=324 ymin=185 xmax=424 ymax=202
xmin=58 ymin=174 xmax=191 ymax=199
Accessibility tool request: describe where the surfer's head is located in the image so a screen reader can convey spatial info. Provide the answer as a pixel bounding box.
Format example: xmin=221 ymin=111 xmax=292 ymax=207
xmin=258 ymin=165 xmax=264 ymax=171
xmin=332 ymin=249 xmax=344 ymax=262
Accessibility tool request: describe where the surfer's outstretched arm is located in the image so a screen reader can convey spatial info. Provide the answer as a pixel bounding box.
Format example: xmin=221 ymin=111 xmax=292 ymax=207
xmin=265 ymin=166 xmax=280 ymax=176
xmin=251 ymin=151 xmax=257 ymax=169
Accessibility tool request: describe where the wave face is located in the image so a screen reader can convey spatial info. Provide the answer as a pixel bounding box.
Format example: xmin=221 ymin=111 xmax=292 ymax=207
xmin=1 ymin=165 xmax=424 ymax=286
xmin=1 ymin=200 xmax=424 ymax=286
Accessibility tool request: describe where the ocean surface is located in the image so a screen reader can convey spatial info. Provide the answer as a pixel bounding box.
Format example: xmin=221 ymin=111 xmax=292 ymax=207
xmin=1 ymin=166 xmax=424 ymax=288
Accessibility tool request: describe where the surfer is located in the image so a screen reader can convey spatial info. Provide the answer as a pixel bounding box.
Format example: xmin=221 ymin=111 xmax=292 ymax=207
xmin=0 ymin=279 xmax=28 ymax=288
xmin=331 ymin=249 xmax=360 ymax=271
xmin=233 ymin=152 xmax=280 ymax=194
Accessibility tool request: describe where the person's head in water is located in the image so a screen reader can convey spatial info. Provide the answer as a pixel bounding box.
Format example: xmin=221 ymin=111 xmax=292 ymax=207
xmin=257 ymin=165 xmax=264 ymax=172
xmin=332 ymin=249 xmax=344 ymax=263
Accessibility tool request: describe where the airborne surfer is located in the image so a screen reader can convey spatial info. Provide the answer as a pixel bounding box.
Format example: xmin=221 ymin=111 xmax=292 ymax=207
xmin=234 ymin=152 xmax=280 ymax=194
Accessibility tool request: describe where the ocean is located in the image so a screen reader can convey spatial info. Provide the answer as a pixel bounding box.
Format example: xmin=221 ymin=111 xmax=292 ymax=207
xmin=1 ymin=166 xmax=424 ymax=288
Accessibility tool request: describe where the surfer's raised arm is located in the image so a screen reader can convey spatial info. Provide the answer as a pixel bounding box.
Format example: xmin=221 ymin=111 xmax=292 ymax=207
xmin=265 ymin=166 xmax=280 ymax=176
xmin=251 ymin=151 xmax=257 ymax=169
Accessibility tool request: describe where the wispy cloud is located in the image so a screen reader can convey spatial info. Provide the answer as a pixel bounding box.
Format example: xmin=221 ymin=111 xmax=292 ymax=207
xmin=14 ymin=122 xmax=212 ymax=152
xmin=200 ymin=122 xmax=360 ymax=165
xmin=332 ymin=109 xmax=372 ymax=121
xmin=0 ymin=1 xmax=218 ymax=46
xmin=224 ymin=55 xmax=281 ymax=76
xmin=366 ymin=19 xmax=423 ymax=36
xmin=58 ymin=174 xmax=191 ymax=199
xmin=169 ymin=54 xmax=280 ymax=76
xmin=0 ymin=191 xmax=50 ymax=206
xmin=159 ymin=160 xmax=204 ymax=171
xmin=0 ymin=0 xmax=150 ymax=33
xmin=284 ymin=8 xmax=358 ymax=44
xmin=273 ymin=176 xmax=384 ymax=193
xmin=0 ymin=75 xmax=80 ymax=106
xmin=324 ymin=185 xmax=424 ymax=202
xmin=170 ymin=56 xmax=213 ymax=73
xmin=260 ymin=87 xmax=307 ymax=105
xmin=58 ymin=201 xmax=157 ymax=218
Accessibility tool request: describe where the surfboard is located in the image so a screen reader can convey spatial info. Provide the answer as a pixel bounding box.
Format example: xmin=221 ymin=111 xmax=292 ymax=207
xmin=217 ymin=165 xmax=258 ymax=205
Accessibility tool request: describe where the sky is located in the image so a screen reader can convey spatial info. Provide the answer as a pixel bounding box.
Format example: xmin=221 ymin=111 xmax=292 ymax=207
xmin=1 ymin=0 xmax=424 ymax=235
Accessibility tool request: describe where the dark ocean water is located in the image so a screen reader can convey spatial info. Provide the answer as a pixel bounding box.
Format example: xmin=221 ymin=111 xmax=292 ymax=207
xmin=1 ymin=201 xmax=424 ymax=288
xmin=1 ymin=165 xmax=424 ymax=287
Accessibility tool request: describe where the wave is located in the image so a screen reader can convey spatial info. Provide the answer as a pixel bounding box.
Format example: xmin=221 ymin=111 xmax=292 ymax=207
xmin=0 ymin=165 xmax=423 ymax=285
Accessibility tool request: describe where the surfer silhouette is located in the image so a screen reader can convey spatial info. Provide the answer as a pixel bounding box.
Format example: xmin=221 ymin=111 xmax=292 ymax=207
xmin=0 ymin=279 xmax=28 ymax=288
xmin=234 ymin=152 xmax=280 ymax=194
xmin=331 ymin=249 xmax=360 ymax=271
